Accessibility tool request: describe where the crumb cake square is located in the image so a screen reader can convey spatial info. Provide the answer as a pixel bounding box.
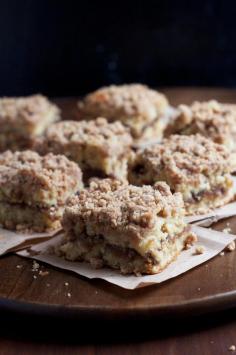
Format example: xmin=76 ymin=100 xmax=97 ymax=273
xmin=58 ymin=179 xmax=196 ymax=275
xmin=128 ymin=135 xmax=236 ymax=215
xmin=36 ymin=117 xmax=132 ymax=181
xmin=165 ymin=100 xmax=236 ymax=152
xmin=77 ymin=84 xmax=172 ymax=144
xmin=0 ymin=150 xmax=83 ymax=232
xmin=0 ymin=94 xmax=60 ymax=152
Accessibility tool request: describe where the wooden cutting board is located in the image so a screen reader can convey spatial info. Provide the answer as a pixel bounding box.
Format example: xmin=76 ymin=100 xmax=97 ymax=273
xmin=1 ymin=89 xmax=236 ymax=320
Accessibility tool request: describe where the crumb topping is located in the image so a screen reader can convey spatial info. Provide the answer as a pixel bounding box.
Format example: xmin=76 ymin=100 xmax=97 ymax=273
xmin=131 ymin=134 xmax=233 ymax=183
xmin=166 ymin=100 xmax=236 ymax=145
xmin=78 ymin=84 xmax=168 ymax=122
xmin=39 ymin=117 xmax=132 ymax=154
xmin=0 ymin=150 xmax=82 ymax=201
xmin=0 ymin=94 xmax=60 ymax=127
xmin=63 ymin=179 xmax=185 ymax=236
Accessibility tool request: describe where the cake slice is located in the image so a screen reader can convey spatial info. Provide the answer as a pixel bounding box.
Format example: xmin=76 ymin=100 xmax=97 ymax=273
xmin=128 ymin=135 xmax=236 ymax=215
xmin=35 ymin=117 xmax=132 ymax=181
xmin=165 ymin=100 xmax=236 ymax=152
xmin=77 ymin=84 xmax=172 ymax=144
xmin=0 ymin=150 xmax=83 ymax=232
xmin=58 ymin=179 xmax=196 ymax=275
xmin=0 ymin=94 xmax=60 ymax=152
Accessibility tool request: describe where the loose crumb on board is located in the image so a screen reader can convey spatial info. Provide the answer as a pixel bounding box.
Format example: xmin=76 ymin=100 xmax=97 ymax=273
xmin=226 ymin=241 xmax=235 ymax=252
xmin=64 ymin=282 xmax=69 ymax=287
xmin=32 ymin=260 xmax=40 ymax=272
xmin=67 ymin=292 xmax=71 ymax=298
xmin=229 ymin=345 xmax=236 ymax=352
xmin=16 ymin=265 xmax=23 ymax=269
xmin=39 ymin=270 xmax=49 ymax=277
xmin=33 ymin=275 xmax=37 ymax=279
xmin=220 ymin=252 xmax=225 ymax=256
xmin=46 ymin=283 xmax=50 ymax=287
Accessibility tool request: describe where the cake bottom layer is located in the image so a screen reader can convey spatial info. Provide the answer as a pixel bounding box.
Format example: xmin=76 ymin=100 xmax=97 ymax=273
xmin=0 ymin=201 xmax=62 ymax=232
xmin=57 ymin=229 xmax=196 ymax=275
xmin=185 ymin=183 xmax=234 ymax=215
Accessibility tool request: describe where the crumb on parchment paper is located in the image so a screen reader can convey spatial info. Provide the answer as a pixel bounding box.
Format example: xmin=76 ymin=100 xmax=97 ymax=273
xmin=223 ymin=227 xmax=232 ymax=234
xmin=194 ymin=246 xmax=205 ymax=255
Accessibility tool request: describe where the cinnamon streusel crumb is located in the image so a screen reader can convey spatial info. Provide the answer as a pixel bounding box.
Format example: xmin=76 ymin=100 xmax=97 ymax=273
xmin=128 ymin=134 xmax=235 ymax=215
xmin=165 ymin=100 xmax=236 ymax=152
xmin=0 ymin=150 xmax=83 ymax=232
xmin=78 ymin=84 xmax=170 ymax=142
xmin=0 ymin=94 xmax=60 ymax=151
xmin=0 ymin=150 xmax=83 ymax=207
xmin=36 ymin=118 xmax=132 ymax=181
xmin=64 ymin=179 xmax=184 ymax=233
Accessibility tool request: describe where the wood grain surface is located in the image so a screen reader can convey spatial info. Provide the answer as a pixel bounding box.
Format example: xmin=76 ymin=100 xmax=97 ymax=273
xmin=1 ymin=88 xmax=236 ymax=354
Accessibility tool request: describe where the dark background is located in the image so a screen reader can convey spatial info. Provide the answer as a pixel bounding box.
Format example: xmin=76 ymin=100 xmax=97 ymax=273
xmin=0 ymin=0 xmax=236 ymax=97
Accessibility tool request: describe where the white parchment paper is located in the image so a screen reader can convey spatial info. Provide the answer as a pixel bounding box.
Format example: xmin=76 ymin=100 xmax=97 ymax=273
xmin=17 ymin=226 xmax=236 ymax=290
xmin=0 ymin=228 xmax=61 ymax=255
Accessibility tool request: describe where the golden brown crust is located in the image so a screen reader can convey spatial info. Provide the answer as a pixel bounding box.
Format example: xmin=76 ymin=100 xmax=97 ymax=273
xmin=128 ymin=134 xmax=234 ymax=185
xmin=0 ymin=94 xmax=60 ymax=133
xmin=37 ymin=117 xmax=132 ymax=155
xmin=35 ymin=118 xmax=133 ymax=181
xmin=165 ymin=100 xmax=236 ymax=151
xmin=63 ymin=178 xmax=185 ymax=238
xmin=0 ymin=150 xmax=83 ymax=207
xmin=77 ymin=84 xmax=169 ymax=139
